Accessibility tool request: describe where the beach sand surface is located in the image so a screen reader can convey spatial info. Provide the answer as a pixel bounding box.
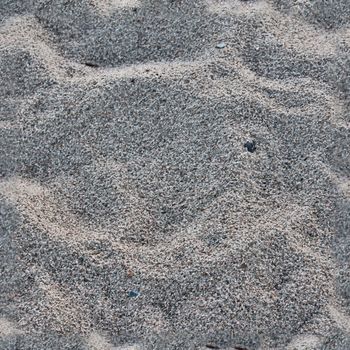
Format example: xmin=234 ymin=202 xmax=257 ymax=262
xmin=1 ymin=0 xmax=350 ymax=349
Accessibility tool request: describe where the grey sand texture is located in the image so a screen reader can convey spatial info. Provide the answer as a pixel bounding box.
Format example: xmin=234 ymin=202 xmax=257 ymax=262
xmin=1 ymin=0 xmax=350 ymax=349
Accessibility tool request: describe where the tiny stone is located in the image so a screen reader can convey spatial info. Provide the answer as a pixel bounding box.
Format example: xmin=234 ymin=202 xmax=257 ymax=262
xmin=128 ymin=290 xmax=140 ymax=298
xmin=216 ymin=42 xmax=226 ymax=49
xmin=84 ymin=62 xmax=99 ymax=68
xmin=244 ymin=140 xmax=256 ymax=153
xmin=241 ymin=262 xmax=248 ymax=270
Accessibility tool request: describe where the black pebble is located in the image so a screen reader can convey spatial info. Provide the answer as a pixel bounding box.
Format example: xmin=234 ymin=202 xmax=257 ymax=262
xmin=84 ymin=62 xmax=99 ymax=68
xmin=244 ymin=140 xmax=256 ymax=153
xmin=128 ymin=290 xmax=140 ymax=298
xmin=206 ymin=345 xmax=220 ymax=349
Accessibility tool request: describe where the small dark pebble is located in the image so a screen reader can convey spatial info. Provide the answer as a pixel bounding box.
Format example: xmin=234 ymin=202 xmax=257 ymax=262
xmin=235 ymin=347 xmax=248 ymax=350
xmin=84 ymin=62 xmax=99 ymax=68
xmin=240 ymin=262 xmax=248 ymax=270
xmin=244 ymin=140 xmax=256 ymax=153
xmin=128 ymin=290 xmax=140 ymax=298
xmin=206 ymin=345 xmax=220 ymax=349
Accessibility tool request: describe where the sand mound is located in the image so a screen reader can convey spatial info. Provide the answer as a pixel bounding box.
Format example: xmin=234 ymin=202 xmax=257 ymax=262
xmin=1 ymin=0 xmax=349 ymax=349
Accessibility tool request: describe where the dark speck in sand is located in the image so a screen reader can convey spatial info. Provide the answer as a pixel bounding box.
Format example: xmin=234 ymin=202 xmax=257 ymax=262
xmin=244 ymin=140 xmax=256 ymax=153
xmin=128 ymin=290 xmax=140 ymax=298
xmin=206 ymin=344 xmax=220 ymax=349
xmin=84 ymin=62 xmax=99 ymax=68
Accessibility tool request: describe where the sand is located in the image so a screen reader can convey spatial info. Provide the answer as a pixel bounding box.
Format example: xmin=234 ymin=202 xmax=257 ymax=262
xmin=0 ymin=0 xmax=349 ymax=349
